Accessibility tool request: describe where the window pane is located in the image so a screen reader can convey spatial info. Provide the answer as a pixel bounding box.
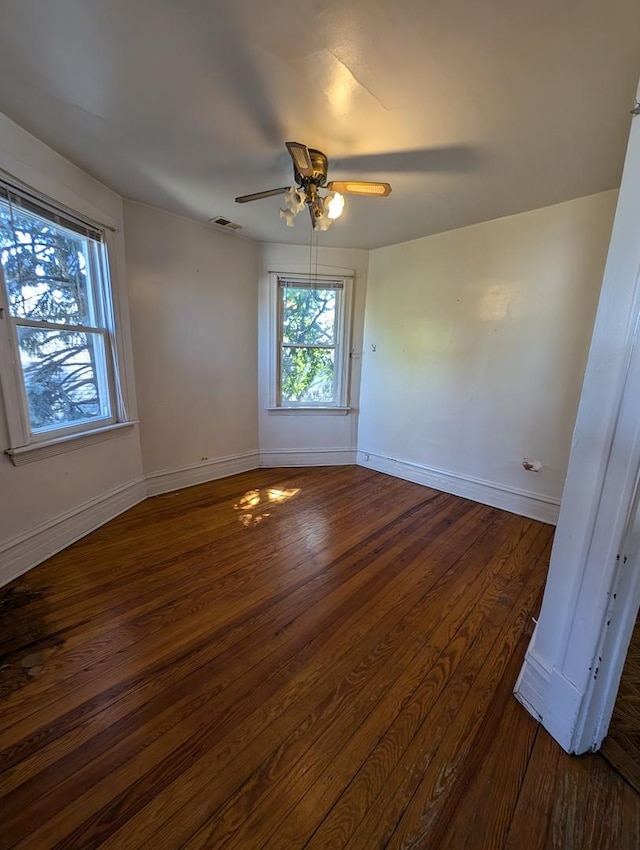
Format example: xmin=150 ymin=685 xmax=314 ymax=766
xmin=281 ymin=346 xmax=335 ymax=403
xmin=281 ymin=286 xmax=337 ymax=345
xmin=16 ymin=325 xmax=111 ymax=432
xmin=0 ymin=199 xmax=94 ymax=325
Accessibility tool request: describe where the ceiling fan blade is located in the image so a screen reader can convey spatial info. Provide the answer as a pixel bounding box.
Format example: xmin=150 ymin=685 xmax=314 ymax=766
xmin=327 ymin=181 xmax=392 ymax=197
xmin=286 ymin=142 xmax=313 ymax=178
xmin=235 ymin=187 xmax=290 ymax=203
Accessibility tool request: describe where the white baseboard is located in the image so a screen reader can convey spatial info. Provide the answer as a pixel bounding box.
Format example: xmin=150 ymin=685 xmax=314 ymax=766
xmin=356 ymin=451 xmax=560 ymax=525
xmin=510 ymin=632 xmax=586 ymax=755
xmin=540 ymin=667 xmax=585 ymax=754
xmin=145 ymin=451 xmax=260 ymax=496
xmin=514 ymin=640 xmax=552 ymax=722
xmin=260 ymin=447 xmax=357 ymax=467
xmin=0 ymin=478 xmax=146 ymax=588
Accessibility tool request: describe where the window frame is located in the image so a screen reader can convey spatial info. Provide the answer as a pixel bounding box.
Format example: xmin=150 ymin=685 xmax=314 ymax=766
xmin=0 ymin=179 xmax=131 ymax=459
xmin=268 ymin=272 xmax=353 ymax=412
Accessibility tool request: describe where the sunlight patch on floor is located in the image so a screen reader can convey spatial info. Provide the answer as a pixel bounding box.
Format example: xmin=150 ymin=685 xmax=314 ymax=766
xmin=234 ymin=486 xmax=300 ymax=527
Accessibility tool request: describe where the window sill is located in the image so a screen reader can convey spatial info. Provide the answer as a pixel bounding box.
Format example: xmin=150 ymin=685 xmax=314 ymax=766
xmin=5 ymin=420 xmax=139 ymax=467
xmin=266 ymin=406 xmax=351 ymax=416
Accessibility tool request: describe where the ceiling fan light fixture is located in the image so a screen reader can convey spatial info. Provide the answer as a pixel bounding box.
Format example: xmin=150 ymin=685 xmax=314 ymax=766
xmin=283 ymin=186 xmax=306 ymax=214
xmin=325 ymin=191 xmax=345 ymax=220
xmin=279 ymin=207 xmax=297 ymax=227
xmin=309 ymin=196 xmax=332 ymax=231
xmin=313 ymin=211 xmax=332 ymax=232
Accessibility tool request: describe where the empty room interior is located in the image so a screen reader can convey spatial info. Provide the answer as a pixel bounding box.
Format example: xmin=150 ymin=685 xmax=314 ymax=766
xmin=2 ymin=1 xmax=640 ymax=848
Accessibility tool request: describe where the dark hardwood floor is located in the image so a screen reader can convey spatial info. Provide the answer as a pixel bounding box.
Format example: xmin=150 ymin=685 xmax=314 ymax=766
xmin=0 ymin=466 xmax=638 ymax=849
xmin=601 ymin=612 xmax=640 ymax=794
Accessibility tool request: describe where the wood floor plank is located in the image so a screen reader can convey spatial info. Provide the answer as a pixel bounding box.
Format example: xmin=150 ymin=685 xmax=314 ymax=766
xmin=601 ymin=736 xmax=640 ymax=795
xmin=4 ymin=490 xmax=480 ymax=847
xmin=0 ymin=468 xmax=423 ymax=734
xmin=337 ymin=540 xmax=551 ymax=850
xmin=503 ymin=725 xmax=561 ymax=850
xmin=601 ymin=608 xmax=640 ymax=793
xmin=0 ymin=475 xmax=440 ymax=744
xmin=0 ymin=489 xmax=456 ymax=801
xmin=1 ymin=466 xmax=637 ymax=850
xmin=505 ymin=728 xmax=640 ymax=850
xmin=163 ymin=514 xmax=537 ymax=850
xmin=436 ymin=692 xmax=539 ymax=850
xmin=46 ymin=500 xmax=491 ymax=849
xmin=251 ymin=519 xmax=547 ymax=850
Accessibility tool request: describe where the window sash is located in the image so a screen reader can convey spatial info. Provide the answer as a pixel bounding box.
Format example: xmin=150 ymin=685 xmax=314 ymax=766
xmin=279 ymin=343 xmax=338 ymax=405
xmin=278 ymin=278 xmax=344 ymax=291
xmin=282 ymin=343 xmax=336 ymax=350
xmin=9 ymin=319 xmax=116 ymax=442
xmin=0 ymin=183 xmax=125 ymax=449
xmin=11 ymin=317 xmax=106 ymax=334
xmin=274 ymin=274 xmax=350 ymax=408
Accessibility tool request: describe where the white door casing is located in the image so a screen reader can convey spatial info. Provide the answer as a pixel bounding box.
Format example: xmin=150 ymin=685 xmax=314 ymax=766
xmin=515 ymin=81 xmax=640 ymax=754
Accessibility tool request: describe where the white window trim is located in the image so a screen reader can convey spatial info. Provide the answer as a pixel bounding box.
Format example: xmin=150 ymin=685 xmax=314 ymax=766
xmin=5 ymin=420 xmax=139 ymax=466
xmin=264 ymin=406 xmax=351 ymax=416
xmin=0 ymin=180 xmax=135 ymax=463
xmin=268 ymin=272 xmax=353 ymax=412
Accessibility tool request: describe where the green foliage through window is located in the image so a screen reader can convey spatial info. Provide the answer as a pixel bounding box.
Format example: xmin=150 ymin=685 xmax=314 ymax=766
xmin=280 ymin=284 xmax=339 ymax=404
xmin=0 ymin=197 xmax=112 ymax=434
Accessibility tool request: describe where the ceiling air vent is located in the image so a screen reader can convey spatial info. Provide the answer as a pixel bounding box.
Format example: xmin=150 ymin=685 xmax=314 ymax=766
xmin=209 ymin=216 xmax=242 ymax=231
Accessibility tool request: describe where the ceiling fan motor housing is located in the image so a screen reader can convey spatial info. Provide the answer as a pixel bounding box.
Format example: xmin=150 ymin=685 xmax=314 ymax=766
xmin=296 ymin=148 xmax=328 ymax=187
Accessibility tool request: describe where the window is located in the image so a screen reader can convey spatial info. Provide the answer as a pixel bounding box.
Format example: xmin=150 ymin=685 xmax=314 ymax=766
xmin=0 ymin=182 xmax=124 ymax=452
xmin=270 ymin=274 xmax=352 ymax=410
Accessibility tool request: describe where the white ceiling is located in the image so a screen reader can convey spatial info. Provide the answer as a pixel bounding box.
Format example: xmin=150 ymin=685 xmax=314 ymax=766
xmin=0 ymin=0 xmax=638 ymax=249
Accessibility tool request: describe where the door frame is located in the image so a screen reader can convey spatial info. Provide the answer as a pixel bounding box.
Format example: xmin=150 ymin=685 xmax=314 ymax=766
xmin=516 ymin=83 xmax=640 ymax=753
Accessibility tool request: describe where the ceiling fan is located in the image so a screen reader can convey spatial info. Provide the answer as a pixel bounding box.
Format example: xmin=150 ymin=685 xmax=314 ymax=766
xmin=235 ymin=141 xmax=392 ymax=230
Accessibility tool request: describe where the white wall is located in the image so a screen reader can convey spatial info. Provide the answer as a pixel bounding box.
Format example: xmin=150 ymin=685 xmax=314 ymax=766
xmin=258 ymin=243 xmax=369 ymax=466
xmin=357 ymin=191 xmax=618 ymax=522
xmin=0 ymin=113 xmax=144 ymax=584
xmin=124 ymin=202 xmax=260 ymax=492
